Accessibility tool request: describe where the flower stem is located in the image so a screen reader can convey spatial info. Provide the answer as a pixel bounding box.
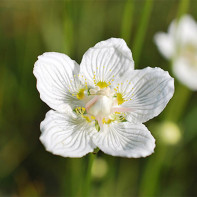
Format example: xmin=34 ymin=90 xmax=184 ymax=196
xmin=139 ymin=145 xmax=167 ymax=197
xmin=177 ymin=0 xmax=190 ymax=19
xmin=83 ymin=152 xmax=97 ymax=197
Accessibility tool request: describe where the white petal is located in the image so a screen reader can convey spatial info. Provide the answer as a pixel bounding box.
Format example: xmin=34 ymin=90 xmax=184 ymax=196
xmin=175 ymin=15 xmax=197 ymax=46
xmin=40 ymin=110 xmax=97 ymax=158
xmin=173 ymin=57 xmax=197 ymax=90
xmin=113 ymin=67 xmax=174 ymax=123
xmin=79 ymin=38 xmax=134 ymax=86
xmin=34 ymin=52 xmax=84 ymax=112
xmin=92 ymin=122 xmax=155 ymax=158
xmin=154 ymin=32 xmax=175 ymax=59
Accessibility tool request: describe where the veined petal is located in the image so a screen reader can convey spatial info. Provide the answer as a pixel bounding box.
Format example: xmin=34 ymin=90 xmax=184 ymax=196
xmin=92 ymin=122 xmax=155 ymax=158
xmin=173 ymin=57 xmax=197 ymax=90
xmin=79 ymin=38 xmax=134 ymax=87
xmin=154 ymin=33 xmax=175 ymax=59
xmin=40 ymin=110 xmax=97 ymax=158
xmin=112 ymin=67 xmax=174 ymax=123
xmin=34 ymin=52 xmax=84 ymax=112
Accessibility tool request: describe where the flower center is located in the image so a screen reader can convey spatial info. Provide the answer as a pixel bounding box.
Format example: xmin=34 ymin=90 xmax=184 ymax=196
xmin=74 ymin=84 xmax=127 ymax=130
xmin=85 ymin=87 xmax=114 ymax=117
xmin=181 ymin=43 xmax=197 ymax=69
xmin=87 ymin=95 xmax=113 ymax=117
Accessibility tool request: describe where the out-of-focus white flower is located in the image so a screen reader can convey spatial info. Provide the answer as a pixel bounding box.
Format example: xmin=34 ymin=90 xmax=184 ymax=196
xmin=159 ymin=121 xmax=181 ymax=145
xmin=34 ymin=38 xmax=174 ymax=158
xmin=154 ymin=15 xmax=197 ymax=90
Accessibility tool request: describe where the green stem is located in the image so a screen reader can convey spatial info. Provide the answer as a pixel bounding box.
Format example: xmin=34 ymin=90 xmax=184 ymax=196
xmin=83 ymin=153 xmax=96 ymax=197
xmin=177 ymin=0 xmax=190 ymax=19
xmin=139 ymin=146 xmax=167 ymax=197
xmin=121 ymin=0 xmax=134 ymax=44
xmin=133 ymin=0 xmax=154 ymax=67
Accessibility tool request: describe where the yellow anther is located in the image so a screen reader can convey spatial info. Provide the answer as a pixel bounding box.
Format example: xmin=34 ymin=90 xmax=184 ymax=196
xmin=96 ymin=81 xmax=108 ymax=89
xmin=77 ymin=89 xmax=85 ymax=100
xmin=75 ymin=107 xmax=85 ymax=115
xmin=102 ymin=118 xmax=112 ymax=124
xmin=117 ymin=93 xmax=125 ymax=105
xmin=83 ymin=115 xmax=96 ymax=122
xmin=82 ymin=107 xmax=85 ymax=113
xmin=83 ymin=115 xmax=91 ymax=122
xmin=75 ymin=107 xmax=96 ymax=123
xmin=115 ymin=112 xmax=121 ymax=114
xmin=91 ymin=116 xmax=95 ymax=120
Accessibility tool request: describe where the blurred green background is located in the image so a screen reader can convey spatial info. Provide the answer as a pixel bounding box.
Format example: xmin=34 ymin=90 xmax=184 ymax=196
xmin=1 ymin=0 xmax=197 ymax=196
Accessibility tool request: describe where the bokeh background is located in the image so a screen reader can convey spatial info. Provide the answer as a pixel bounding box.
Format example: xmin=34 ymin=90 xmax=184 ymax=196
xmin=1 ymin=0 xmax=197 ymax=196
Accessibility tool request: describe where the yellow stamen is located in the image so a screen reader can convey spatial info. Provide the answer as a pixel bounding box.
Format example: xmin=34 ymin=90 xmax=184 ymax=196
xmin=75 ymin=107 xmax=96 ymax=123
xmin=83 ymin=115 xmax=91 ymax=122
xmin=75 ymin=107 xmax=86 ymax=115
xmin=117 ymin=93 xmax=125 ymax=105
xmin=115 ymin=112 xmax=121 ymax=114
xmin=77 ymin=89 xmax=85 ymax=99
xmin=96 ymin=81 xmax=108 ymax=89
xmin=102 ymin=118 xmax=112 ymax=124
xmin=91 ymin=116 xmax=95 ymax=120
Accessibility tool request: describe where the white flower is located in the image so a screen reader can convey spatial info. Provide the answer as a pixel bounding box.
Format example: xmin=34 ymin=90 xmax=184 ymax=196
xmin=154 ymin=15 xmax=197 ymax=90
xmin=34 ymin=38 xmax=174 ymax=158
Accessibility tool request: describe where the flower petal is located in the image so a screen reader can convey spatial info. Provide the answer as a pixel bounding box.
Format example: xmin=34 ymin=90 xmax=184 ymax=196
xmin=154 ymin=32 xmax=175 ymax=59
xmin=34 ymin=52 xmax=84 ymax=113
xmin=175 ymin=15 xmax=197 ymax=46
xmin=173 ymin=57 xmax=197 ymax=90
xmin=92 ymin=122 xmax=155 ymax=158
xmin=112 ymin=67 xmax=174 ymax=123
xmin=40 ymin=110 xmax=97 ymax=158
xmin=79 ymin=38 xmax=134 ymax=86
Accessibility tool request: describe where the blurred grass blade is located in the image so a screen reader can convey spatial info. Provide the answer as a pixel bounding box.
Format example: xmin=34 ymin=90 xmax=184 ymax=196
xmin=83 ymin=153 xmax=96 ymax=197
xmin=63 ymin=0 xmax=74 ymax=56
xmin=139 ymin=147 xmax=167 ymax=197
xmin=121 ymin=0 xmax=134 ymax=43
xmin=133 ymin=0 xmax=154 ymax=66
xmin=177 ymin=0 xmax=190 ymax=19
xmin=164 ymin=83 xmax=192 ymax=122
